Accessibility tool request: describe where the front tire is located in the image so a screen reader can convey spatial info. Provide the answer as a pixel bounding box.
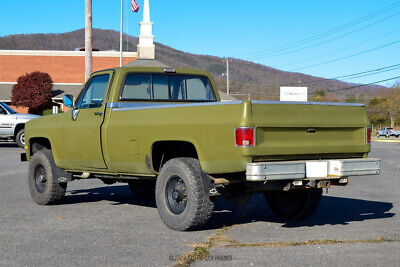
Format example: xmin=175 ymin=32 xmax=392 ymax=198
xmin=264 ymin=188 xmax=322 ymax=221
xmin=28 ymin=150 xmax=67 ymax=205
xmin=155 ymin=158 xmax=214 ymax=231
xmin=16 ymin=128 xmax=25 ymax=148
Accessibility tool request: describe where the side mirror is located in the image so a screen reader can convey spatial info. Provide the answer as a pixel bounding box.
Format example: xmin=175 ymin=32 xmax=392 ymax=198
xmin=64 ymin=94 xmax=74 ymax=108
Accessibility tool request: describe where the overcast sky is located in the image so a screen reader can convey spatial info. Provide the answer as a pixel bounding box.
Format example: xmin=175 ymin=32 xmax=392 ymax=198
xmin=1 ymin=0 xmax=399 ymax=86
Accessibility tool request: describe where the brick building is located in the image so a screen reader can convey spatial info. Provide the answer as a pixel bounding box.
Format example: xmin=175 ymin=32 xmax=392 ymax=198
xmin=0 ymin=50 xmax=137 ymax=113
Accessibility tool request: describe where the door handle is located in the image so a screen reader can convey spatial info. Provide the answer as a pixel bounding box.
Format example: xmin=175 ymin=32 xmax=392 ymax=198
xmin=94 ymin=111 xmax=103 ymax=116
xmin=307 ymin=128 xmax=318 ymax=134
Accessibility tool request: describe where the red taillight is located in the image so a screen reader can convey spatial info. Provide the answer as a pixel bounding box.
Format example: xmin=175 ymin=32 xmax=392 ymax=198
xmin=366 ymin=127 xmax=372 ymax=144
xmin=235 ymin=127 xmax=255 ymax=147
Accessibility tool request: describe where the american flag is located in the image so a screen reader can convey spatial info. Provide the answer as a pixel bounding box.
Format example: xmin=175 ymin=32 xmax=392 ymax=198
xmin=131 ymin=0 xmax=139 ymax=13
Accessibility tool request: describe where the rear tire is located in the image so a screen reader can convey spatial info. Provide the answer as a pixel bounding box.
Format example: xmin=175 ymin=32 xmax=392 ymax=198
xmin=155 ymin=158 xmax=214 ymax=231
xmin=16 ymin=128 xmax=25 ymax=148
xmin=28 ymin=150 xmax=67 ymax=205
xmin=264 ymin=189 xmax=322 ymax=221
xmin=128 ymin=180 xmax=155 ymax=199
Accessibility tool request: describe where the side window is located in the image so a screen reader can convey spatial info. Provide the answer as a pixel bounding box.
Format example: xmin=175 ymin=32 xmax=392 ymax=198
xmin=76 ymin=74 xmax=110 ymax=109
xmin=186 ymin=77 xmax=215 ymax=101
xmin=121 ymin=74 xmax=152 ymax=99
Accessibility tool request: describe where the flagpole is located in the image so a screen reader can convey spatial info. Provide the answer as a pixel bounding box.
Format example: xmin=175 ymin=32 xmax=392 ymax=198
xmin=85 ymin=0 xmax=92 ymax=81
xmin=120 ymin=0 xmax=123 ymax=67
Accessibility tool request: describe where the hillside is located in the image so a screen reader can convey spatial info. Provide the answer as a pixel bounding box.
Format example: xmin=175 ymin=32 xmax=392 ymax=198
xmin=0 ymin=28 xmax=386 ymax=101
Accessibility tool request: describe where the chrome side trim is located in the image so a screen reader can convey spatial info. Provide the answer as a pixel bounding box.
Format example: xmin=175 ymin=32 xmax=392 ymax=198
xmin=107 ymin=101 xmax=243 ymax=111
xmin=106 ymin=100 xmax=364 ymax=111
xmin=251 ymin=100 xmax=365 ymax=107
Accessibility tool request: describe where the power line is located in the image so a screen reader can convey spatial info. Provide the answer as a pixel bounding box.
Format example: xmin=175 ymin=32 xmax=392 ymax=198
xmin=320 ymin=75 xmax=400 ymax=94
xmin=243 ymin=11 xmax=400 ymax=61
xmin=234 ymin=1 xmax=400 ymax=58
xmin=289 ymin=39 xmax=400 ymax=71
xmin=341 ymin=66 xmax=400 ymax=80
xmin=237 ymin=2 xmax=400 ymax=57
xmin=333 ymin=64 xmax=400 ymax=80
xmin=231 ymin=63 xmax=400 ymax=88
xmin=277 ymin=27 xmax=400 ymax=69
xmin=245 ymin=75 xmax=399 ymax=98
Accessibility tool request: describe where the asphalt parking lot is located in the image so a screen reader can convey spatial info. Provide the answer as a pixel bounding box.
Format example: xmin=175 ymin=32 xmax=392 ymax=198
xmin=0 ymin=141 xmax=399 ymax=266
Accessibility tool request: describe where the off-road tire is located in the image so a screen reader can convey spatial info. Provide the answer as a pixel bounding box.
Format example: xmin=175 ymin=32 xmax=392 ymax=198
xmin=155 ymin=157 xmax=214 ymax=231
xmin=28 ymin=150 xmax=67 ymax=205
xmin=264 ymin=188 xmax=322 ymax=221
xmin=128 ymin=180 xmax=156 ymax=199
xmin=16 ymin=128 xmax=25 ymax=148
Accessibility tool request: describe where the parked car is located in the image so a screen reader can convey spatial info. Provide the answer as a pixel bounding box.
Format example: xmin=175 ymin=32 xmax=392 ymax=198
xmin=377 ymin=127 xmax=400 ymax=138
xmin=0 ymin=102 xmax=40 ymax=147
xmin=23 ymin=66 xmax=380 ymax=231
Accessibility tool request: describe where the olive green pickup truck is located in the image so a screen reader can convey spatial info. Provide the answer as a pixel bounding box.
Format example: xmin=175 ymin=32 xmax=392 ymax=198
xmin=23 ymin=66 xmax=380 ymax=231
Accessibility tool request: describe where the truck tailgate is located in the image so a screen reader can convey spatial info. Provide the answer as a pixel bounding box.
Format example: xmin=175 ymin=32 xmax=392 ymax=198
xmin=251 ymin=101 xmax=370 ymax=157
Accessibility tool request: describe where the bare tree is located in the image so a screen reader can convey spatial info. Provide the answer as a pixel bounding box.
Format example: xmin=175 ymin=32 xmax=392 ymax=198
xmin=384 ymin=82 xmax=400 ymax=128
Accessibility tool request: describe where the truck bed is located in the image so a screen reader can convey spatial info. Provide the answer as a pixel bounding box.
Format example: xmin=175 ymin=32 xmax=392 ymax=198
xmin=101 ymin=100 xmax=370 ymax=175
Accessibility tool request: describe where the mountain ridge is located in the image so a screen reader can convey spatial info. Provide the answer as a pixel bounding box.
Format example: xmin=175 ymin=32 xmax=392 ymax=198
xmin=0 ymin=28 xmax=386 ymax=100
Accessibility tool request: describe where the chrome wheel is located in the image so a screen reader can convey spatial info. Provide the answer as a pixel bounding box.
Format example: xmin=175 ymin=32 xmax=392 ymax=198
xmin=20 ymin=133 xmax=25 ymax=146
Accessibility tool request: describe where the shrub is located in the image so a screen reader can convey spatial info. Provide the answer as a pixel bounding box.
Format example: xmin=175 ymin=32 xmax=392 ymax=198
xmin=12 ymin=72 xmax=54 ymax=115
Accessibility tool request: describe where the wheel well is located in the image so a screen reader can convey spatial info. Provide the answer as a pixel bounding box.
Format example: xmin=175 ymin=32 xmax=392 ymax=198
xmin=14 ymin=124 xmax=24 ymax=137
xmin=152 ymin=141 xmax=198 ymax=172
xmin=30 ymin=138 xmax=52 ymax=156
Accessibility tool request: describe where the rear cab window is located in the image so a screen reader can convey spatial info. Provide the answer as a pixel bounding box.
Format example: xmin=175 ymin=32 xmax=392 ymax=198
xmin=119 ymin=73 xmax=217 ymax=102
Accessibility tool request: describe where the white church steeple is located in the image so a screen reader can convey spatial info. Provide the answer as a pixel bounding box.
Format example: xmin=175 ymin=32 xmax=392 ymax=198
xmin=137 ymin=0 xmax=155 ymax=59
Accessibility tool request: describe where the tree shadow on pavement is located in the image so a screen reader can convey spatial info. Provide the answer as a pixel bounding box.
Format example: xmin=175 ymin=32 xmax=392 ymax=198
xmin=60 ymin=185 xmax=394 ymax=230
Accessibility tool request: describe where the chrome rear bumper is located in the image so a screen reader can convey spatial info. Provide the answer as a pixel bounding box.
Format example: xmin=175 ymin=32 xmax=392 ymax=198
xmin=246 ymin=158 xmax=381 ymax=182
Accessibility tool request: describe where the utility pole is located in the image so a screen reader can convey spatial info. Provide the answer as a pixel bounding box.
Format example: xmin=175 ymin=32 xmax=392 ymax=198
xmin=85 ymin=0 xmax=92 ymax=81
xmin=226 ymin=57 xmax=230 ymax=95
xmin=120 ymin=0 xmax=123 ymax=67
